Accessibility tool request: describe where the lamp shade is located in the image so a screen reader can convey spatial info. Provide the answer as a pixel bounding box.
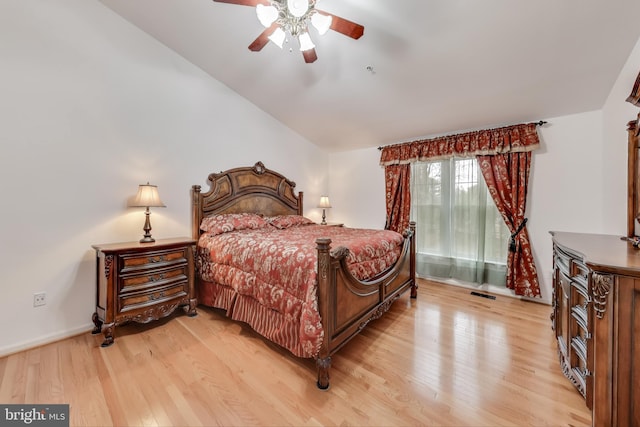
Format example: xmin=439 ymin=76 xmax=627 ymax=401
xmin=287 ymin=0 xmax=309 ymax=18
xmin=298 ymin=32 xmax=315 ymax=51
xmin=130 ymin=183 xmax=166 ymax=208
xmin=318 ymin=195 xmax=331 ymax=208
xmin=256 ymin=4 xmax=278 ymax=27
xmin=311 ymin=12 xmax=332 ymax=35
xmin=268 ymin=27 xmax=286 ymax=49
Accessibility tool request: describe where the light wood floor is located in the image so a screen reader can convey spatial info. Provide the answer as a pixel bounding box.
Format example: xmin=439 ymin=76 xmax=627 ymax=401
xmin=0 ymin=279 xmax=591 ymax=426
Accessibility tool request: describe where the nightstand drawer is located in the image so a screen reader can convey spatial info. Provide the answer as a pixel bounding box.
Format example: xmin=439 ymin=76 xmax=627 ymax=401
xmin=119 ymin=282 xmax=188 ymax=312
xmin=119 ymin=265 xmax=188 ymax=293
xmin=119 ymin=247 xmax=189 ymax=273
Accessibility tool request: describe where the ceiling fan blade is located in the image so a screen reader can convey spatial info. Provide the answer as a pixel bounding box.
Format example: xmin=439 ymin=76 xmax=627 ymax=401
xmin=248 ymin=24 xmax=278 ymax=52
xmin=213 ymin=0 xmax=269 ymax=6
xmin=316 ymin=10 xmax=364 ymax=40
xmin=303 ymin=49 xmax=318 ymax=63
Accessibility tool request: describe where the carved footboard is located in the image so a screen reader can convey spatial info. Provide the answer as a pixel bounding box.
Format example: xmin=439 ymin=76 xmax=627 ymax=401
xmin=314 ymin=222 xmax=416 ymax=389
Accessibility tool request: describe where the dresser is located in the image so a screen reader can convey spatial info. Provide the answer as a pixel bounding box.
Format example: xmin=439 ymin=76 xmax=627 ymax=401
xmin=91 ymin=237 xmax=197 ymax=347
xmin=551 ymin=231 xmax=640 ymax=427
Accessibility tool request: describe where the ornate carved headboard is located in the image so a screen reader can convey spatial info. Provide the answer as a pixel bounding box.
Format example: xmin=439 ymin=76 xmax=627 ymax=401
xmin=191 ymin=161 xmax=304 ymax=240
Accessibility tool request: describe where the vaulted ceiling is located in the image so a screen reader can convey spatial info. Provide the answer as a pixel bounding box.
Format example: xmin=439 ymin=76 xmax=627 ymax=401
xmin=99 ymin=0 xmax=640 ymax=152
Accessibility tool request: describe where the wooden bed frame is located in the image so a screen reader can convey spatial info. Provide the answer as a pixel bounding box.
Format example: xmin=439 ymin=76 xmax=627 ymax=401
xmin=191 ymin=161 xmax=416 ymax=389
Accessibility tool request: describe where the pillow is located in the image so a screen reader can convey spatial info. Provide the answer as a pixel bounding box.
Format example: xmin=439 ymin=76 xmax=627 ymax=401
xmin=267 ymin=215 xmax=315 ymax=229
xmin=200 ymin=213 xmax=268 ymax=235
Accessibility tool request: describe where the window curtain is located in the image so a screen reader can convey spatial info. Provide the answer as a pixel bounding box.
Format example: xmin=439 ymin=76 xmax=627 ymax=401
xmin=477 ymin=152 xmax=540 ymax=297
xmin=384 ymin=164 xmax=411 ymax=233
xmin=380 ymin=122 xmax=541 ymax=297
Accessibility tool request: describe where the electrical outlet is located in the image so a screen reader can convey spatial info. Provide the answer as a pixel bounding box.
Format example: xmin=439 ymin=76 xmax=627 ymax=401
xmin=33 ymin=292 xmax=46 ymax=307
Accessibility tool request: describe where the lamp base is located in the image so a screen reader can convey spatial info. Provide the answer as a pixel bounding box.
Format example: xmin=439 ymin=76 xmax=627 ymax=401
xmin=140 ymin=209 xmax=155 ymax=243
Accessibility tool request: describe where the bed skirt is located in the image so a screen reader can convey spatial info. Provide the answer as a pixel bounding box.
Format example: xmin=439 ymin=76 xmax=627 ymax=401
xmin=198 ymin=279 xmax=321 ymax=358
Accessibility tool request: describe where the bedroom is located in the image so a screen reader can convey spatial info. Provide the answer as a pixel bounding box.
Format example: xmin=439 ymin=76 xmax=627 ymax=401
xmin=2 ymin=0 xmax=640 ymax=425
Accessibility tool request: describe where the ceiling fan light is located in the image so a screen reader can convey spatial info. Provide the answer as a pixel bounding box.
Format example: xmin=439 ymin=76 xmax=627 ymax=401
xmin=256 ymin=4 xmax=278 ymax=27
xmin=298 ymin=32 xmax=315 ymax=51
xmin=268 ymin=27 xmax=286 ymax=48
xmin=311 ymin=13 xmax=332 ymax=35
xmin=287 ymin=0 xmax=309 ymax=18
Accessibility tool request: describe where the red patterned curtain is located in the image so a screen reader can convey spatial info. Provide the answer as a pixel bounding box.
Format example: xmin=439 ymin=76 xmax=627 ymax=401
xmin=380 ymin=123 xmax=540 ymax=166
xmin=380 ymin=122 xmax=541 ymax=297
xmin=477 ymin=152 xmax=540 ymax=297
xmin=384 ymin=164 xmax=411 ymax=233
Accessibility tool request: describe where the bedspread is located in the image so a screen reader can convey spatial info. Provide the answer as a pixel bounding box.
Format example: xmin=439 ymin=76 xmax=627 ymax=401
xmin=196 ymin=225 xmax=404 ymax=357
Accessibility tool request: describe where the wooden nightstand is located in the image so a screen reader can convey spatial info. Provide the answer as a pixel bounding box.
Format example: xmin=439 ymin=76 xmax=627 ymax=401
xmin=91 ymin=237 xmax=197 ymax=347
xmin=321 ymin=222 xmax=344 ymax=227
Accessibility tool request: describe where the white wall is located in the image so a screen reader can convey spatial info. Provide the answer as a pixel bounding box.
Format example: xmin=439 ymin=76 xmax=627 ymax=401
xmin=529 ymin=112 xmax=604 ymax=303
xmin=0 ymin=0 xmax=329 ymax=356
xmin=327 ymin=148 xmax=387 ymax=229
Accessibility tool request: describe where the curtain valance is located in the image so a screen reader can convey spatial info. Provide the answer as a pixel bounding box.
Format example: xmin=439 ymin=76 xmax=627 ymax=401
xmin=379 ymin=122 xmax=540 ymax=166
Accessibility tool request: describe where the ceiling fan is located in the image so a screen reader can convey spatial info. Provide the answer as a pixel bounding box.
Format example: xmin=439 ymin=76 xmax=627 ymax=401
xmin=213 ymin=0 xmax=364 ymax=63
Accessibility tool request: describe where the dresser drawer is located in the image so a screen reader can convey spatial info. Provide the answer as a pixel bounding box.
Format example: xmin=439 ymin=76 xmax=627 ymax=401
xmin=570 ymin=259 xmax=589 ymax=281
xmin=119 ymin=247 xmax=189 ymax=273
xmin=555 ymin=246 xmax=572 ymax=277
xmin=119 ymin=282 xmax=188 ymax=312
xmin=119 ymin=265 xmax=189 ymax=294
xmin=555 ymin=244 xmax=589 ymax=281
xmin=571 ymin=305 xmax=589 ymax=335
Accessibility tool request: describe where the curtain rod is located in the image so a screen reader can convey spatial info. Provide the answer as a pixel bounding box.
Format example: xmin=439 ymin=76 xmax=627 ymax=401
xmin=377 ymin=121 xmax=548 ymax=150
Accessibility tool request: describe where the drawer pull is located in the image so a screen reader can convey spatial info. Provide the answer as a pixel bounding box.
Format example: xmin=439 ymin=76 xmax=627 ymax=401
xmin=149 ymin=274 xmax=165 ymax=282
xmin=148 ymin=256 xmax=166 ymax=263
xmin=147 ymin=291 xmax=166 ymax=301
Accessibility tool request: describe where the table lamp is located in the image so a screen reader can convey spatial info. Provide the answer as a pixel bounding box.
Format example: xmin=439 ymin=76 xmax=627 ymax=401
xmin=130 ymin=182 xmax=165 ymax=243
xmin=318 ymin=195 xmax=331 ymax=225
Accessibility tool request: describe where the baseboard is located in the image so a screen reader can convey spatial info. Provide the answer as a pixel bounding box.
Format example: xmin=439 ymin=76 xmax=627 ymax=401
xmin=0 ymin=323 xmax=94 ymax=358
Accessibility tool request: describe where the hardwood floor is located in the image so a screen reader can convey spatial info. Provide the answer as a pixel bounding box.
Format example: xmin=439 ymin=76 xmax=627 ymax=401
xmin=0 ymin=279 xmax=591 ymax=426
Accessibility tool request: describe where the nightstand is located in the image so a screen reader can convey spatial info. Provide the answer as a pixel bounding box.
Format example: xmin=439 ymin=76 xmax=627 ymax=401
xmin=91 ymin=237 xmax=197 ymax=347
xmin=321 ymin=222 xmax=344 ymax=227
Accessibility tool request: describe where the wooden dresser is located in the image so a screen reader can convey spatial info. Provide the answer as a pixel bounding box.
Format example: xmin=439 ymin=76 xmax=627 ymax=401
xmin=91 ymin=237 xmax=197 ymax=347
xmin=551 ymin=231 xmax=640 ymax=427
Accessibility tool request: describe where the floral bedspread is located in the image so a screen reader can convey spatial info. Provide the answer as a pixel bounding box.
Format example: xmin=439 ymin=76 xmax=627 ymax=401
xmin=196 ymin=224 xmax=404 ymax=357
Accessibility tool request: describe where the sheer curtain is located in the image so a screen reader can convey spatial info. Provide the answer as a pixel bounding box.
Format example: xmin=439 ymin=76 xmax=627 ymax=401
xmin=410 ymin=158 xmax=510 ymax=286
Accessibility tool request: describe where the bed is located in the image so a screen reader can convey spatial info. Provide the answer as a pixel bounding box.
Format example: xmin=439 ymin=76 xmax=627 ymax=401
xmin=191 ymin=161 xmax=416 ymax=389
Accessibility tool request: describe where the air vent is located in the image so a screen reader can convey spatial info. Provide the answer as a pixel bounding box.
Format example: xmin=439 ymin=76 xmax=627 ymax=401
xmin=470 ymin=291 xmax=496 ymax=300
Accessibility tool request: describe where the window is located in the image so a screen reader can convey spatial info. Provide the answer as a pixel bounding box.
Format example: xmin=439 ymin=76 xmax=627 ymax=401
xmin=410 ymin=158 xmax=509 ymax=286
